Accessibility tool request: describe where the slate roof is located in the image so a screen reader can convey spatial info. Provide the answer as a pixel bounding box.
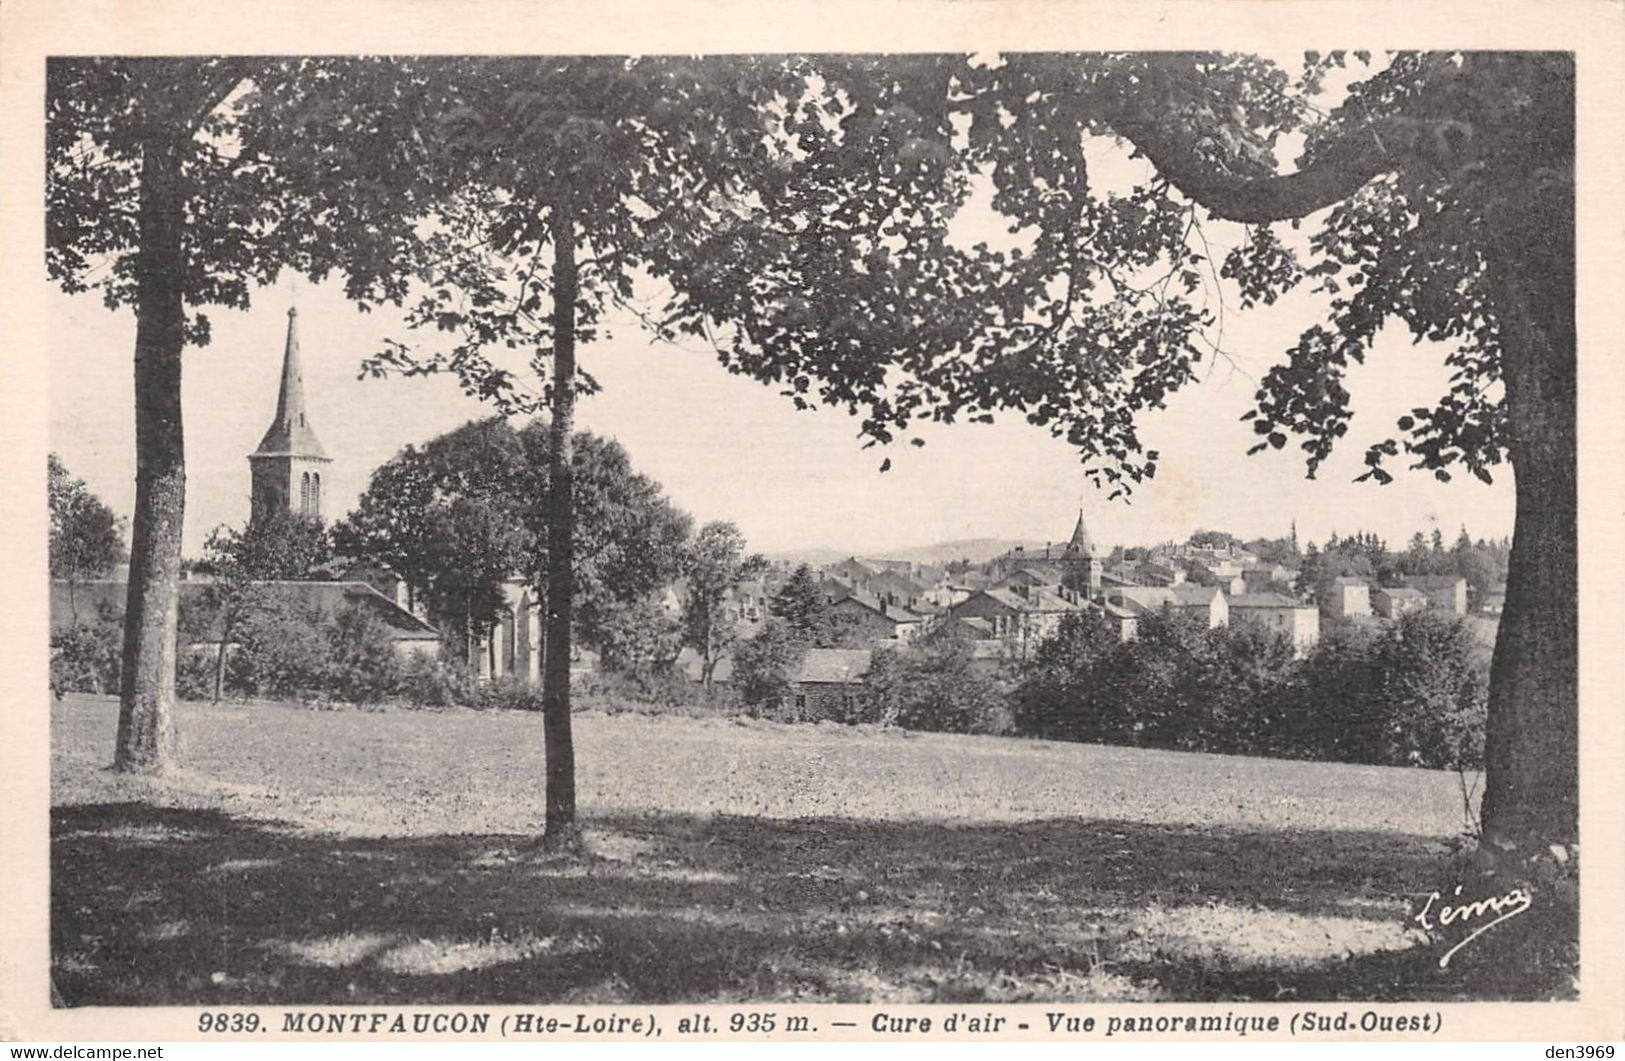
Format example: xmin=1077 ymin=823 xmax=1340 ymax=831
xmin=976 ymin=587 xmax=1082 ymax=613
xmin=1375 ymin=586 xmax=1428 ymax=599
xmin=796 ymin=648 xmax=873 ymax=684
xmin=1228 ymin=592 xmax=1309 ymax=610
xmin=1169 ymin=583 xmax=1223 ymax=606
xmin=832 ymin=591 xmax=924 ymax=624
xmin=1113 ymin=583 xmax=1218 ymax=612
xmin=50 ymin=579 xmax=441 ymax=642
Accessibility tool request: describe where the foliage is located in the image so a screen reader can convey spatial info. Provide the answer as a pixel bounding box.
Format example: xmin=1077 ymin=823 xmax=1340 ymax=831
xmin=325 ymin=603 xmax=403 ymax=704
xmin=50 ymin=618 xmax=122 ymax=698
xmin=48 ymin=454 xmax=126 ymax=583
xmin=393 ymin=651 xmax=481 ymax=709
xmin=572 ymin=668 xmax=743 ymax=719
xmin=230 ymin=598 xmax=333 ymax=701
xmin=174 ymin=650 xmax=218 ymax=702
xmin=1012 ymin=609 xmax=1126 ymax=740
xmin=1290 ymin=611 xmax=1487 ymax=770
xmin=769 ymin=564 xmax=829 ymax=643
xmin=594 ymin=594 xmax=683 ymax=674
xmin=1014 ymin=607 xmax=1484 ymax=769
xmin=190 ymin=510 xmax=334 ymax=701
xmin=1187 ymin=529 xmax=1242 ymax=552
xmin=867 ymin=637 xmax=1011 ymax=735
xmin=204 ymin=509 xmax=333 ymax=581
xmin=50 ymin=53 xmax=1573 ymax=838
xmin=48 ymin=57 xmax=459 ymax=332
xmin=333 ymin=418 xmax=691 ymax=658
xmin=679 ymin=521 xmax=766 ymax=688
xmin=731 ymin=618 xmax=807 ymax=709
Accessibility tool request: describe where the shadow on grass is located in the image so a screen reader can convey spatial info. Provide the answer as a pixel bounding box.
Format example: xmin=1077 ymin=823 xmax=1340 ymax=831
xmin=54 ymin=801 xmax=1505 ymax=1006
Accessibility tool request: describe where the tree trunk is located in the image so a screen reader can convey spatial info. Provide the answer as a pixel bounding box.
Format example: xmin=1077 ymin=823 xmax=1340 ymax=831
xmin=114 ymin=137 xmax=188 ymax=773
xmin=541 ymin=185 xmax=581 ymax=851
xmin=213 ymin=628 xmax=228 ymax=704
xmin=1479 ymin=245 xmax=1577 ymax=846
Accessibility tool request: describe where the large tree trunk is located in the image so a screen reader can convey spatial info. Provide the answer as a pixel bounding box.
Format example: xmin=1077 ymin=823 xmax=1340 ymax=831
xmin=115 ymin=137 xmax=188 ymax=773
xmin=1479 ymin=219 xmax=1577 ymax=846
xmin=541 ymin=185 xmax=581 ymax=851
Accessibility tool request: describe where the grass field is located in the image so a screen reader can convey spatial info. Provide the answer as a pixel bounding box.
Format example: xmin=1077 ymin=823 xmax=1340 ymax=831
xmin=52 ymin=694 xmax=1491 ymax=1005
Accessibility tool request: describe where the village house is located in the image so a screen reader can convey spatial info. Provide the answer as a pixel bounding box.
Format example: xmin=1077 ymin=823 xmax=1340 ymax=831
xmin=1242 ymin=563 xmax=1298 ymax=595
xmin=1110 ymin=583 xmax=1229 ymax=629
xmin=825 ymin=558 xmax=878 ymax=592
xmin=1177 ymin=557 xmax=1245 ymax=595
xmin=863 ymin=569 xmax=931 ymax=611
xmin=1228 ymin=593 xmax=1320 ymax=653
xmin=49 ymin=577 xmax=442 ymax=664
xmin=785 ymin=648 xmax=873 ymax=722
xmin=1400 ymin=574 xmax=1469 ymax=615
xmin=940 ymin=614 xmax=996 ymax=639
xmin=1372 ymin=585 xmax=1430 ymax=619
xmin=1323 ymin=576 xmax=1373 ymax=619
xmin=948 ymin=586 xmax=1078 ymax=649
xmin=829 ymin=591 xmax=925 ymax=644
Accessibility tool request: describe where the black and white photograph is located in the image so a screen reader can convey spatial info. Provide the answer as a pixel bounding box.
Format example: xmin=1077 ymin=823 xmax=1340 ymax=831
xmin=4 ymin=0 xmax=1623 ymax=1045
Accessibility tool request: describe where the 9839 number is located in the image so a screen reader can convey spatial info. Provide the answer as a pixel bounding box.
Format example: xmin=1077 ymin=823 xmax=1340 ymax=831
xmin=198 ymin=1011 xmax=261 ymax=1033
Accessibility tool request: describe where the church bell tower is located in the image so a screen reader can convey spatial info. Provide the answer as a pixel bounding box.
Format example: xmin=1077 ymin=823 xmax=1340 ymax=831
xmin=249 ymin=307 xmax=332 ymax=524
xmin=1059 ymin=507 xmax=1102 ymax=598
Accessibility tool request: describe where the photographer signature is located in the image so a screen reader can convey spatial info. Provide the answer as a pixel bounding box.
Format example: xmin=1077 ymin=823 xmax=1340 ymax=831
xmin=1411 ymin=883 xmax=1533 ymax=968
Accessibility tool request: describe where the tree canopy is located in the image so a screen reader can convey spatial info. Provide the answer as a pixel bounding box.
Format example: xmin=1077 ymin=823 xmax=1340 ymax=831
xmin=48 ymin=454 xmax=127 ymax=583
xmin=47 ymin=51 xmax=1577 ymax=843
xmin=333 ymin=417 xmax=692 ymax=654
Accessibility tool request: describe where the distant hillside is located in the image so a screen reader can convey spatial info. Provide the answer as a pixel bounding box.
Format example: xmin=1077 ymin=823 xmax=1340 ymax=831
xmin=767 ymin=538 xmax=1050 ymax=568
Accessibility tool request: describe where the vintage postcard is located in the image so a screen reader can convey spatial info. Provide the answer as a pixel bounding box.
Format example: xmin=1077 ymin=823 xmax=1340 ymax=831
xmin=2 ymin=0 xmax=1622 ymax=1046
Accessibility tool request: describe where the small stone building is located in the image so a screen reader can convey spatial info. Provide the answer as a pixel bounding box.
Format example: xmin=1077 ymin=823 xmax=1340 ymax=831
xmin=1373 ymin=585 xmax=1430 ymax=619
xmin=1400 ymin=575 xmax=1469 ymax=615
xmin=1324 ymin=576 xmax=1372 ymax=619
xmin=1228 ymin=593 xmax=1320 ymax=654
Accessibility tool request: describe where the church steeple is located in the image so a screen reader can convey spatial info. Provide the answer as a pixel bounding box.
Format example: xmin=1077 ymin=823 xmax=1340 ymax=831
xmin=1059 ymin=506 xmax=1102 ymax=597
xmin=249 ymin=307 xmax=332 ymax=524
xmin=253 ymin=307 xmax=328 ymax=461
xmin=1062 ymin=507 xmax=1095 ymax=559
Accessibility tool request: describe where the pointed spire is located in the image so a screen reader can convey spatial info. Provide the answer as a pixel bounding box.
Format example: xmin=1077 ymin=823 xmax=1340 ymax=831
xmin=253 ymin=306 xmax=329 ymax=459
xmin=1063 ymin=507 xmax=1095 ymax=558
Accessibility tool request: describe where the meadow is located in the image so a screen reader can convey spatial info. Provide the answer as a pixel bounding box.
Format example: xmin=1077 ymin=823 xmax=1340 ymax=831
xmin=52 ymin=693 xmax=1488 ymax=1005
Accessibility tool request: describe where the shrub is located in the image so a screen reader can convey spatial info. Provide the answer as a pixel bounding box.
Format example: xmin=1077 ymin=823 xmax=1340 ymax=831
xmin=1287 ymin=612 xmax=1486 ymax=770
xmin=472 ymin=676 xmax=544 ymax=712
xmin=1015 ymin=609 xmax=1301 ymax=755
xmin=732 ymin=619 xmax=805 ymax=710
xmin=595 ymin=596 xmax=683 ymax=674
xmin=1012 ymin=610 xmax=1122 ymax=740
xmin=573 ymin=667 xmax=742 ymax=718
xmin=326 ymin=603 xmax=403 ymax=704
xmin=394 ymin=650 xmax=479 ymax=708
xmin=50 ymin=619 xmax=121 ymax=697
xmin=231 ymin=599 xmax=331 ymax=700
xmin=1371 ymin=611 xmax=1487 ymax=769
xmin=175 ymin=649 xmax=220 ymax=701
xmin=870 ymin=638 xmax=1012 ymax=735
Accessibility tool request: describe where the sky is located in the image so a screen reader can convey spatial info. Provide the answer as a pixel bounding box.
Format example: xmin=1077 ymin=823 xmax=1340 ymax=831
xmin=47 ymin=264 xmax=1514 ymax=560
xmin=44 ymin=56 xmax=1516 ymax=560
